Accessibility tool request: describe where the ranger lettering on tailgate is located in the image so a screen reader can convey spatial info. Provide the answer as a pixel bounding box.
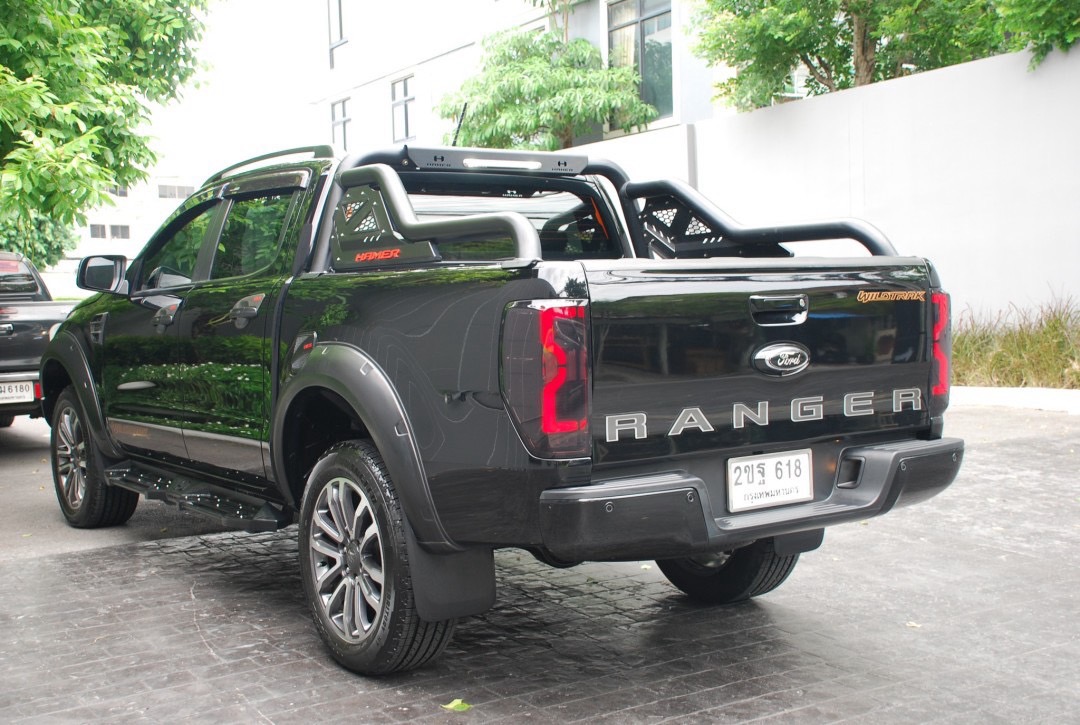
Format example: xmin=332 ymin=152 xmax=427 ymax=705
xmin=606 ymin=388 xmax=924 ymax=441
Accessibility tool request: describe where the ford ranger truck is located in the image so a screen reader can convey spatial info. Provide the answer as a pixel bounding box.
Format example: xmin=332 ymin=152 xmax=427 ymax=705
xmin=40 ymin=145 xmax=963 ymax=675
xmin=0 ymin=251 xmax=72 ymax=428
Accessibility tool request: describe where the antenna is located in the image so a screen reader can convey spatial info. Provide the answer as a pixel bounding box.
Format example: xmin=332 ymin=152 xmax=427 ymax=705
xmin=451 ymin=103 xmax=468 ymax=147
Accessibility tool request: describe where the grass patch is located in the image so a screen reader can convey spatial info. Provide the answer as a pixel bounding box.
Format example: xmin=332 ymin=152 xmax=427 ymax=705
xmin=953 ymin=298 xmax=1080 ymax=389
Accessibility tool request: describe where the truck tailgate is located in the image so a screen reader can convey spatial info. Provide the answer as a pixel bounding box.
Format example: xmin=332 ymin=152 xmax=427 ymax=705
xmin=0 ymin=301 xmax=73 ymax=371
xmin=585 ymin=257 xmax=939 ymax=467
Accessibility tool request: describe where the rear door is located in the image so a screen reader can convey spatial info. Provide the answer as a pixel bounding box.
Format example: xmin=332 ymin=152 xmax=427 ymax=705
xmin=172 ymin=181 xmax=302 ymax=479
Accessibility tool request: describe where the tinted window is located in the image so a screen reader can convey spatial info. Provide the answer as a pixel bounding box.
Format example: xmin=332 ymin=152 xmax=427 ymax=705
xmin=0 ymin=259 xmax=38 ymax=294
xmin=407 ymin=187 xmax=621 ymax=261
xmin=211 ymin=193 xmax=293 ymax=279
xmin=139 ymin=204 xmax=217 ymax=291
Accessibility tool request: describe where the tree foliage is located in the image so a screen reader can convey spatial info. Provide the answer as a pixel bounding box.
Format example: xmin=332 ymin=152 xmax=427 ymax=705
xmin=438 ymin=31 xmax=658 ymax=150
xmin=997 ymin=0 xmax=1080 ymax=67
xmin=692 ymin=0 xmax=1077 ymax=111
xmin=0 ymin=210 xmax=77 ymax=269
xmin=0 ymin=0 xmax=208 ymax=261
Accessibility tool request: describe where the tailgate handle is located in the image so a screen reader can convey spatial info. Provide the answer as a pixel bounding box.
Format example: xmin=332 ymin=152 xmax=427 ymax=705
xmin=749 ymin=294 xmax=808 ymax=326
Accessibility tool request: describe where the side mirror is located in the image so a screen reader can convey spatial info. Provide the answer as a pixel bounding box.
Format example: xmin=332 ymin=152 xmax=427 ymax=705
xmin=77 ymin=255 xmax=128 ymax=294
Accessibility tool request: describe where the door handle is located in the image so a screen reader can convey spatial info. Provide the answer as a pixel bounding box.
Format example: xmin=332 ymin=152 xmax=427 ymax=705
xmin=152 ymin=303 xmax=178 ymax=328
xmin=228 ymin=293 xmax=266 ymax=328
xmin=749 ymin=294 xmax=808 ymax=326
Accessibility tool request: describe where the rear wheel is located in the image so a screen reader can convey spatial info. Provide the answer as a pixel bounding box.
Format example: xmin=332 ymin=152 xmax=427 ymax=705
xmin=298 ymin=440 xmax=455 ymax=675
xmin=50 ymin=386 xmax=138 ymax=528
xmin=657 ymin=539 xmax=799 ymax=604
xmin=0 ymin=414 xmax=14 ymax=428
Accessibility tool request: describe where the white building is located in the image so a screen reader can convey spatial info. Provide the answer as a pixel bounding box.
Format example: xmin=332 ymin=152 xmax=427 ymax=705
xmin=54 ymin=1 xmax=1078 ymax=316
xmin=56 ymin=0 xmax=715 ymax=297
xmin=314 ymin=0 xmax=717 ymax=151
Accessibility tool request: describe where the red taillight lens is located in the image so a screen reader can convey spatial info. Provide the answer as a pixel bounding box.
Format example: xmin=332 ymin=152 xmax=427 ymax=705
xmin=930 ymin=291 xmax=951 ymax=404
xmin=34 ymin=381 xmax=43 ymax=401
xmin=502 ymin=300 xmax=590 ymax=458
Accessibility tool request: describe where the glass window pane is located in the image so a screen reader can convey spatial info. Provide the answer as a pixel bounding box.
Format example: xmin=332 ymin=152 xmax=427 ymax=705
xmin=393 ymin=103 xmax=408 ymax=142
xmin=212 ymin=194 xmax=293 ymax=279
xmin=608 ymin=24 xmax=637 ymax=69
xmin=608 ymin=0 xmax=638 ymax=27
xmin=141 ymin=205 xmax=217 ymax=290
xmin=642 ymin=13 xmax=673 ymax=117
xmin=643 ymin=0 xmax=670 ymax=16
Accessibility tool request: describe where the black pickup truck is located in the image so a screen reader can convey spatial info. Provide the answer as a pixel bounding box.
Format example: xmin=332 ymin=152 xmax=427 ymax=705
xmin=41 ymin=145 xmax=963 ymax=675
xmin=0 ymin=251 xmax=72 ymax=428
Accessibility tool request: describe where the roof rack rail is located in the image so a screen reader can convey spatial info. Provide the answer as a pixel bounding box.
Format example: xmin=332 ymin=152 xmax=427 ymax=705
xmin=351 ymin=145 xmax=588 ymax=175
xmin=203 ymin=145 xmax=337 ymax=186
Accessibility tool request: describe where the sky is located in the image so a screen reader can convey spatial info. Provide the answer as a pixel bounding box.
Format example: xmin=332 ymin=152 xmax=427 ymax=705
xmin=145 ymin=0 xmax=325 ymax=183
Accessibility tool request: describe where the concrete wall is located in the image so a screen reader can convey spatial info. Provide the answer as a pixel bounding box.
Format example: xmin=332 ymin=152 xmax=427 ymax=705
xmin=581 ymin=50 xmax=1080 ymax=320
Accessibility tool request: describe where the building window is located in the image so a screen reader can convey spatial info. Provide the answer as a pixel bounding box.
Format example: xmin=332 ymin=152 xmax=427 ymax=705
xmin=608 ymin=0 xmax=673 ymax=118
xmin=107 ymin=186 xmax=128 ymax=197
xmin=328 ymin=0 xmax=346 ymax=68
xmin=391 ymin=77 xmax=414 ymax=142
xmin=159 ymin=184 xmax=194 ymax=199
xmin=109 ymin=225 xmax=130 ymax=239
xmin=332 ymin=99 xmax=350 ymax=151
xmin=90 ymin=224 xmax=106 ymax=239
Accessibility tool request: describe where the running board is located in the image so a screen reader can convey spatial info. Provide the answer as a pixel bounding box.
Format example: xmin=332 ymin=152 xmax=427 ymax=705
xmin=104 ymin=462 xmax=291 ymax=532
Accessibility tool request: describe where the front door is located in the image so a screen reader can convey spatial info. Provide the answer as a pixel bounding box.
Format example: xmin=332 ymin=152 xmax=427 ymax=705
xmin=101 ymin=201 xmax=222 ymax=459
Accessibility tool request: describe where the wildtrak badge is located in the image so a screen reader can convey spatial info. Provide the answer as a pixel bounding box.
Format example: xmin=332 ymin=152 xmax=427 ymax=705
xmin=857 ymin=290 xmax=926 ymax=302
xmin=605 ymin=387 xmax=923 ymax=442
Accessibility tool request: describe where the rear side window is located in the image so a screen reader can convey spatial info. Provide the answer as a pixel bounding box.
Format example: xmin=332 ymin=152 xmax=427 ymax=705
xmin=211 ymin=193 xmax=294 ymax=279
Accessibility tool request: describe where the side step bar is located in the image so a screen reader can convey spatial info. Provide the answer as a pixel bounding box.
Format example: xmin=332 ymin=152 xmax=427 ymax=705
xmin=104 ymin=461 xmax=292 ymax=533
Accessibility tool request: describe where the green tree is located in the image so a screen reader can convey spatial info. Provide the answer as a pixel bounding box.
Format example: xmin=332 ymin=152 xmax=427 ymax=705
xmin=691 ymin=0 xmax=1074 ymax=111
xmin=997 ymin=0 xmax=1080 ymax=66
xmin=0 ymin=0 xmax=208 ymax=266
xmin=529 ymin=0 xmax=574 ymax=42
xmin=438 ymin=31 xmax=658 ymax=150
xmin=0 ymin=211 xmax=77 ymax=269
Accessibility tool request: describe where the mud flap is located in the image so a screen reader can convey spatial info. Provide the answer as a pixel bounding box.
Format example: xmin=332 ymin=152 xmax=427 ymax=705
xmin=404 ymin=524 xmax=496 ymax=621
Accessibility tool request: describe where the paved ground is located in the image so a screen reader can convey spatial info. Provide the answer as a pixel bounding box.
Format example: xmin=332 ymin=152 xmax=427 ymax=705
xmin=1 ymin=400 xmax=1078 ymax=723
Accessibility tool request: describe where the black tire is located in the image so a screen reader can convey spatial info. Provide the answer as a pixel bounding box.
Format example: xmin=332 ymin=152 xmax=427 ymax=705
xmin=657 ymin=539 xmax=799 ymax=604
xmin=0 ymin=414 xmax=14 ymax=428
xmin=298 ymin=440 xmax=456 ymax=675
xmin=50 ymin=386 xmax=138 ymax=528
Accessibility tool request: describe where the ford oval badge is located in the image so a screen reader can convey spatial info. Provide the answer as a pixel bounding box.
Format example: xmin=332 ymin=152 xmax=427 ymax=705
xmin=752 ymin=342 xmax=811 ymax=377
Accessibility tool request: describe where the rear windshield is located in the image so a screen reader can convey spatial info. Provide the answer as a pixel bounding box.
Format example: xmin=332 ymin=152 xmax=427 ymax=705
xmin=402 ymin=174 xmax=623 ymax=262
xmin=0 ymin=259 xmax=39 ymax=294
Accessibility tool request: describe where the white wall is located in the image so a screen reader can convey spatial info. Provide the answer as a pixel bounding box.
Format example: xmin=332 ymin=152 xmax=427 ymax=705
xmin=583 ymin=50 xmax=1080 ymax=320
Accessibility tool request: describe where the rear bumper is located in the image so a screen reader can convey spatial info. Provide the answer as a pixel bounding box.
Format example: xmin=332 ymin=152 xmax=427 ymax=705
xmin=538 ymin=437 xmax=964 ymax=561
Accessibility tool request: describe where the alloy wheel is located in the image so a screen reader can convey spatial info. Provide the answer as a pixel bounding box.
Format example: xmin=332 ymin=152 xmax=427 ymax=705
xmin=308 ymin=476 xmax=385 ymax=642
xmin=54 ymin=404 xmax=88 ymax=510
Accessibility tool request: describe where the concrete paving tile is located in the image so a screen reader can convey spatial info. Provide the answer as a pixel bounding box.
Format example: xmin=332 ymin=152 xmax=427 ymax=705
xmin=2 ymin=407 xmax=1079 ymax=722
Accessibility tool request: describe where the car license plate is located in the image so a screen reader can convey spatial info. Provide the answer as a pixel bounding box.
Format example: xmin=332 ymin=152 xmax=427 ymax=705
xmin=0 ymin=381 xmax=35 ymax=404
xmin=727 ymin=449 xmax=813 ymax=513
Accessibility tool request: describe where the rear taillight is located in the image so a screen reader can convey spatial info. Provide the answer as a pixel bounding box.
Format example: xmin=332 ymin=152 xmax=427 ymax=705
xmin=502 ymin=300 xmax=590 ymax=458
xmin=930 ymin=291 xmax=951 ymax=413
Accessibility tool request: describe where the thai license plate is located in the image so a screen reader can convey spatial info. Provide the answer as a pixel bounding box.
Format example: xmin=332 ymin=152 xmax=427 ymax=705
xmin=0 ymin=381 xmax=35 ymax=404
xmin=727 ymin=449 xmax=813 ymax=513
